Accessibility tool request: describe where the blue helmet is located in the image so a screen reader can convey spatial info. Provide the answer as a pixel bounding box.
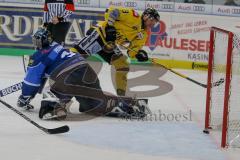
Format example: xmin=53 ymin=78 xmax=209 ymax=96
xmin=32 ymin=28 xmax=52 ymax=49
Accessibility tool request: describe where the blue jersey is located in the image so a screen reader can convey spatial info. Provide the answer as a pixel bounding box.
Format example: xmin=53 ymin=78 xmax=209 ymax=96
xmin=22 ymin=42 xmax=83 ymax=97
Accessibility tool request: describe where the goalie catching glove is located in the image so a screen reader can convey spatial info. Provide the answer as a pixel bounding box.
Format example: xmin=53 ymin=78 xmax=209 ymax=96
xmin=135 ymin=50 xmax=149 ymax=62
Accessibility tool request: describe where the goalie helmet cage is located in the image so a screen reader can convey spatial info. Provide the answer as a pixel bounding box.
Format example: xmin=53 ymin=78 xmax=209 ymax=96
xmin=205 ymin=27 xmax=240 ymax=148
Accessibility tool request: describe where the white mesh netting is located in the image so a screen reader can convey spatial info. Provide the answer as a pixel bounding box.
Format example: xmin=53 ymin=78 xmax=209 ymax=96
xmin=227 ymin=34 xmax=240 ymax=147
xmin=209 ymin=30 xmax=228 ymax=129
xmin=209 ymin=30 xmax=240 ymax=147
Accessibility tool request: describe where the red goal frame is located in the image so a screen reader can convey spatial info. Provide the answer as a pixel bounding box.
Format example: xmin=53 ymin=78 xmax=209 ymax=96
xmin=204 ymin=27 xmax=234 ymax=148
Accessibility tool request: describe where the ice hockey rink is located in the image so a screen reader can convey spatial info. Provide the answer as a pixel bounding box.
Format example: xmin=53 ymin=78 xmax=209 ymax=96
xmin=0 ymin=55 xmax=239 ymax=160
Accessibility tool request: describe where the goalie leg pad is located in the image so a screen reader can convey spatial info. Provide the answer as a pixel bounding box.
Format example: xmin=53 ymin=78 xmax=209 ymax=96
xmin=39 ymin=100 xmax=67 ymax=120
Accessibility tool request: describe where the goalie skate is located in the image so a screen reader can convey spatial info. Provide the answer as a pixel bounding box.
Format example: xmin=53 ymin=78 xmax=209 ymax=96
xmin=40 ymin=90 xmax=73 ymax=120
xmin=39 ymin=100 xmax=67 ymax=120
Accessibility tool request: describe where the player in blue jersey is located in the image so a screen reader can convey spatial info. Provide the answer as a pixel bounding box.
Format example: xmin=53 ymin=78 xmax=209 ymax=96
xmin=17 ymin=28 xmax=150 ymax=120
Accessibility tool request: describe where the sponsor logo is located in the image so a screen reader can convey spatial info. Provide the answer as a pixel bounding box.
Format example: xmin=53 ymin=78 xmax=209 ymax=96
xmin=90 ymin=41 xmax=102 ymax=54
xmin=124 ymin=1 xmax=137 ymax=8
xmin=192 ymin=62 xmax=208 ymax=70
xmin=0 ymin=7 xmax=95 ymax=48
xmin=109 ymin=1 xmax=123 ymax=6
xmin=161 ymin=4 xmax=174 ymax=10
xmin=178 ymin=5 xmax=191 ymax=11
xmin=146 ymin=21 xmax=168 ymax=51
xmin=193 ymin=6 xmax=205 ymax=12
xmin=0 ymin=83 xmax=22 ymax=97
xmin=30 ymin=0 xmax=43 ymax=2
xmin=232 ymin=8 xmax=240 ymax=14
xmin=188 ymin=53 xmax=208 ymax=61
xmin=154 ymin=53 xmax=170 ymax=57
xmin=217 ymin=8 xmax=230 ymax=14
xmin=76 ymin=0 xmax=90 ymax=5
xmin=80 ymin=30 xmax=98 ymax=49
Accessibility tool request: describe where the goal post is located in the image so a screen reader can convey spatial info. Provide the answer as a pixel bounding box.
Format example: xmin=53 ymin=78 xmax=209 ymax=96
xmin=204 ymin=27 xmax=240 ymax=148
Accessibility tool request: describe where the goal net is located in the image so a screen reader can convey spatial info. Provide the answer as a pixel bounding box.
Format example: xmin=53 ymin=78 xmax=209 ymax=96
xmin=205 ymin=27 xmax=240 ymax=148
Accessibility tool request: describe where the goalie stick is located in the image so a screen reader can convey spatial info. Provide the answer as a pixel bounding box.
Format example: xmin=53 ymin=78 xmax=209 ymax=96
xmin=0 ymin=98 xmax=69 ymax=134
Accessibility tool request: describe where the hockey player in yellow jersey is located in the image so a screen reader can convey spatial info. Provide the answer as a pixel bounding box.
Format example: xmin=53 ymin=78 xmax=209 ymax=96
xmin=72 ymin=7 xmax=160 ymax=96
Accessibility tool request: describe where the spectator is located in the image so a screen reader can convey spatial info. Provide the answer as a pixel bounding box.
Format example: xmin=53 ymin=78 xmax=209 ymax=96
xmin=185 ymin=0 xmax=206 ymax=4
xmin=224 ymin=0 xmax=238 ymax=6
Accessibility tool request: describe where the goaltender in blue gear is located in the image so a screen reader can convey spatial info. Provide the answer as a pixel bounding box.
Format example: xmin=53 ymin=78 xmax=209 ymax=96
xmin=17 ymin=28 xmax=150 ymax=120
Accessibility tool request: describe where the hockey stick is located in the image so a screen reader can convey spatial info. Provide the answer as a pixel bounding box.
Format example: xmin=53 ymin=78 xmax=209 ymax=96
xmin=22 ymin=55 xmax=29 ymax=73
xmin=22 ymin=55 xmax=27 ymax=73
xmin=0 ymin=82 xmax=23 ymax=97
xmin=151 ymin=59 xmax=225 ymax=88
xmin=117 ymin=43 xmax=224 ymax=88
xmin=0 ymin=98 xmax=69 ymax=134
xmin=0 ymin=79 xmax=47 ymax=98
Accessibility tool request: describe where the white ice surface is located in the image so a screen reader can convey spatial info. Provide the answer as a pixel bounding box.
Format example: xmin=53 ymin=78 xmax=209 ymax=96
xmin=0 ymin=55 xmax=239 ymax=160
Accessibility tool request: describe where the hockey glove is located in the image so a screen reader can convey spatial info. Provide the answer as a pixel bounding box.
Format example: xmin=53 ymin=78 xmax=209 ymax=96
xmin=105 ymin=25 xmax=117 ymax=42
xmin=135 ymin=50 xmax=149 ymax=62
xmin=17 ymin=95 xmax=34 ymax=110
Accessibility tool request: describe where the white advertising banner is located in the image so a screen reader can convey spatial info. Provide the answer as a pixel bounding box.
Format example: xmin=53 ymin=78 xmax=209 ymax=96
xmin=74 ymin=0 xmax=100 ymax=8
xmin=1 ymin=0 xmax=100 ymax=7
xmin=3 ymin=0 xmax=44 ymax=4
xmin=146 ymin=12 xmax=240 ymax=63
xmin=212 ymin=5 xmax=240 ymax=17
xmin=99 ymin=0 xmax=145 ymax=10
xmin=1 ymin=2 xmax=240 ymax=63
xmin=145 ymin=1 xmax=174 ymax=12
xmin=174 ymin=3 xmax=212 ymax=15
xmin=2 ymin=0 xmax=240 ymax=17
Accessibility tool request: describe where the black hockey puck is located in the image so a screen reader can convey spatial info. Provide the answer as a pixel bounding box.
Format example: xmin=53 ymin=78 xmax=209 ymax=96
xmin=203 ymin=129 xmax=209 ymax=134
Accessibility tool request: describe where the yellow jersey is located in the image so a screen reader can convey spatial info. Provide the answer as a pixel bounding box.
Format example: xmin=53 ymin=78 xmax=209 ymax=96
xmin=97 ymin=7 xmax=148 ymax=58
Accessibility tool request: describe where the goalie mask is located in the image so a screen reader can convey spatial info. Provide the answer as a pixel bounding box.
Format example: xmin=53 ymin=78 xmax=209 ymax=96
xmin=32 ymin=28 xmax=53 ymax=49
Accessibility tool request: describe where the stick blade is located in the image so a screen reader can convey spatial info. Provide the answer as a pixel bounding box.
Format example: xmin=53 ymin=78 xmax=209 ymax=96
xmin=46 ymin=125 xmax=70 ymax=134
xmin=212 ymin=78 xmax=225 ymax=87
